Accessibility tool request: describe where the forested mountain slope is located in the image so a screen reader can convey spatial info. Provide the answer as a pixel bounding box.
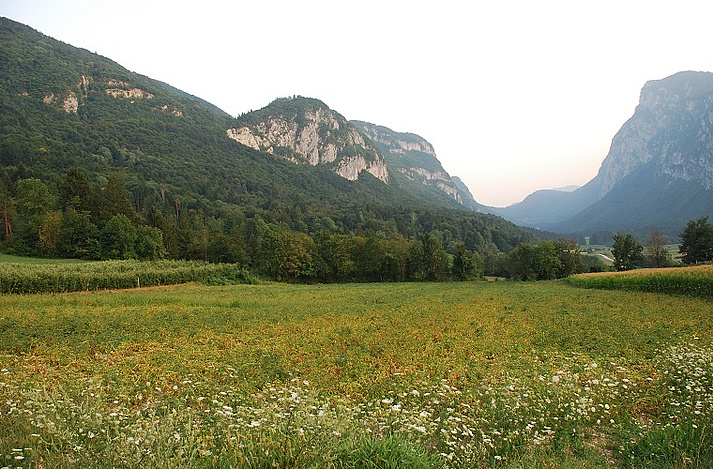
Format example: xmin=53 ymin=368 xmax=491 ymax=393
xmin=0 ymin=17 xmax=537 ymax=279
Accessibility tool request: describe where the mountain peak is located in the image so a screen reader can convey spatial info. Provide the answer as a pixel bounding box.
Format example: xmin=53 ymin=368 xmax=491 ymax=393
xmin=597 ymin=70 xmax=713 ymax=197
xmin=640 ymin=71 xmax=713 ymax=104
xmin=227 ymin=97 xmax=389 ymax=183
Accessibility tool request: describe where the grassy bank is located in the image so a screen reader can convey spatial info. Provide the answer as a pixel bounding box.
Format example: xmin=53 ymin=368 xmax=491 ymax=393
xmin=1 ymin=281 xmax=712 ymax=467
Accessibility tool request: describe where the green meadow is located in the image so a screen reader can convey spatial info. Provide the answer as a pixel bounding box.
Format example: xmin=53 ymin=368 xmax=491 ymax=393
xmin=1 ymin=273 xmax=712 ymax=467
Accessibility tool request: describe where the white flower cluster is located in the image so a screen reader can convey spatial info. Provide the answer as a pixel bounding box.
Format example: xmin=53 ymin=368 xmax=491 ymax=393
xmin=2 ymin=341 xmax=711 ymax=467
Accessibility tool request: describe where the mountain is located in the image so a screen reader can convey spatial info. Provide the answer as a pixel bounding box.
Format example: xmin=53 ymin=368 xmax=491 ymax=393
xmin=490 ymin=184 xmax=600 ymax=229
xmin=495 ymin=71 xmax=713 ymax=236
xmin=0 ymin=17 xmax=537 ymax=268
xmin=352 ymin=121 xmax=483 ymax=210
xmin=451 ymin=176 xmax=486 ymax=211
xmin=227 ymin=97 xmax=389 ymax=183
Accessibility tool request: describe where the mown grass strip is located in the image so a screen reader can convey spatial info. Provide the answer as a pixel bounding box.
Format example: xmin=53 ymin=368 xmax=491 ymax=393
xmin=0 ymin=253 xmax=86 ymax=265
xmin=0 ymin=259 xmax=255 ymax=294
xmin=566 ymin=265 xmax=713 ymax=298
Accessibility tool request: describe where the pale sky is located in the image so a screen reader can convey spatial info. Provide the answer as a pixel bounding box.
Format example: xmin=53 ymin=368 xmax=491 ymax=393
xmin=2 ymin=0 xmax=713 ymax=206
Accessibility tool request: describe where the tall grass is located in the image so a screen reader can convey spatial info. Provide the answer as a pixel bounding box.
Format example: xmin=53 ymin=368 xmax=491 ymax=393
xmin=566 ymin=265 xmax=713 ymax=299
xmin=0 ymin=259 xmax=255 ymax=294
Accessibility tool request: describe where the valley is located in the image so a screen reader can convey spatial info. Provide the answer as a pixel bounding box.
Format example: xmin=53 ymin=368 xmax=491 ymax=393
xmin=1 ymin=14 xmax=713 ymax=468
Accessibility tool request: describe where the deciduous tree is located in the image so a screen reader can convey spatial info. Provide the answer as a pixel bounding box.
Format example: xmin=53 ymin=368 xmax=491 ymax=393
xmin=679 ymin=217 xmax=713 ymax=265
xmin=611 ymin=233 xmax=643 ymax=271
xmin=102 ymin=214 xmax=137 ymax=259
xmin=645 ymin=228 xmax=671 ymax=267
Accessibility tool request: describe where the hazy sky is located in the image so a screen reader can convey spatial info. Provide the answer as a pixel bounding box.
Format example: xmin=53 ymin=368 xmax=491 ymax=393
xmin=2 ymin=0 xmax=713 ymax=206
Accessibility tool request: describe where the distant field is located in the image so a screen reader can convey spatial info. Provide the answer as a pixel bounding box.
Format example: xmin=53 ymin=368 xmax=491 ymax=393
xmin=1 ymin=280 xmax=711 ymax=467
xmin=0 ymin=253 xmax=86 ymax=265
xmin=580 ymin=244 xmax=682 ymax=266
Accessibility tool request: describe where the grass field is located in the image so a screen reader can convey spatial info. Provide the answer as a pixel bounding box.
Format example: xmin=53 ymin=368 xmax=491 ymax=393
xmin=1 ymin=279 xmax=712 ymax=467
xmin=0 ymin=253 xmax=86 ymax=265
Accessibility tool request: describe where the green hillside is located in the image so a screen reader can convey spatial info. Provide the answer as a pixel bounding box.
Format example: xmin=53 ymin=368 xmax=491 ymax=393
xmin=0 ymin=17 xmax=537 ymax=280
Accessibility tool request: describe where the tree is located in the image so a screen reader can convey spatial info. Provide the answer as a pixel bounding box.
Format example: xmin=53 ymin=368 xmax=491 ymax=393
xmin=38 ymin=211 xmax=63 ymax=255
xmin=554 ymin=238 xmax=582 ymax=277
xmin=611 ymin=233 xmax=644 ymax=271
xmin=102 ymin=214 xmax=137 ymax=259
xmin=532 ymin=240 xmax=563 ymax=280
xmin=259 ymin=225 xmax=314 ymax=281
xmin=15 ymin=178 xmax=54 ymax=251
xmin=383 ymin=234 xmax=411 ymax=282
xmin=59 ymin=168 xmax=93 ymax=213
xmin=314 ymin=231 xmax=355 ymax=282
xmin=207 ymin=232 xmax=246 ymax=264
xmin=506 ymin=243 xmax=537 ymax=280
xmin=645 ymin=228 xmax=671 ymax=267
xmin=136 ymin=225 xmax=166 ymax=261
xmin=407 ymin=234 xmax=449 ymax=281
xmin=60 ymin=209 xmax=100 ymax=259
xmin=103 ymin=175 xmax=137 ymax=221
xmin=0 ymin=178 xmax=13 ymax=244
xmin=679 ymin=217 xmax=713 ymax=265
xmin=451 ymin=241 xmax=482 ymax=280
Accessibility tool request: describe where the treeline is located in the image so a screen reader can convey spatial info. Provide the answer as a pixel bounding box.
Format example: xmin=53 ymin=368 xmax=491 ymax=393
xmin=501 ymin=238 xmax=583 ymax=281
xmin=0 ymin=168 xmax=538 ymax=282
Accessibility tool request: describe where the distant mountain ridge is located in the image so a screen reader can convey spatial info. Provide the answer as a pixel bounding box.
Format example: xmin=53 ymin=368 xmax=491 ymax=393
xmin=493 ymin=71 xmax=713 ymax=235
xmin=352 ymin=121 xmax=482 ymax=210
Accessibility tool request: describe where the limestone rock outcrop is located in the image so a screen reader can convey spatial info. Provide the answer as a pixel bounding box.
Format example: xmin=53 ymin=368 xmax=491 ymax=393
xmin=353 ymin=121 xmax=468 ymax=206
xmin=227 ymin=97 xmax=389 ymax=183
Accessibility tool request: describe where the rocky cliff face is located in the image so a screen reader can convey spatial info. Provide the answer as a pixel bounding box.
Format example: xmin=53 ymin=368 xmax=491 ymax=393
xmin=352 ymin=121 xmax=466 ymax=205
xmin=597 ymin=71 xmax=713 ymax=196
xmin=227 ymin=98 xmax=389 ymax=183
xmin=19 ymin=71 xmax=188 ymax=119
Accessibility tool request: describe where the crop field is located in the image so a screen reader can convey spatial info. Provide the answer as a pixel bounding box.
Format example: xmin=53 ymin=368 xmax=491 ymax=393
xmin=1 ymin=278 xmax=712 ymax=467
xmin=0 ymin=259 xmax=253 ymax=294
xmin=568 ymin=265 xmax=713 ymax=299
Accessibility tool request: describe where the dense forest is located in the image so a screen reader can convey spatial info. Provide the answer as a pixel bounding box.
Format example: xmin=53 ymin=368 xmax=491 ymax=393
xmin=0 ymin=165 xmax=539 ymax=281
xmin=0 ymin=17 xmax=541 ymax=281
